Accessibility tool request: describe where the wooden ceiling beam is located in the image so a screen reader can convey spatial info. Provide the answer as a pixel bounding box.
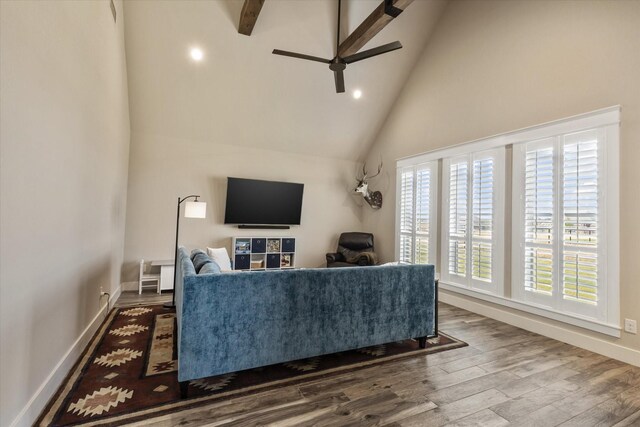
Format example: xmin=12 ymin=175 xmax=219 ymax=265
xmin=238 ymin=0 xmax=265 ymax=36
xmin=338 ymin=0 xmax=413 ymax=57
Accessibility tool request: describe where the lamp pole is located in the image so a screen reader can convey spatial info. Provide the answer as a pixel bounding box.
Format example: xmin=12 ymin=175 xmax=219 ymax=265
xmin=164 ymin=195 xmax=203 ymax=309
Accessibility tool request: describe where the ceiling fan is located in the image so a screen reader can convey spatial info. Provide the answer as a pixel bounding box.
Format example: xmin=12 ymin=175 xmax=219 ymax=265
xmin=272 ymin=0 xmax=403 ymax=94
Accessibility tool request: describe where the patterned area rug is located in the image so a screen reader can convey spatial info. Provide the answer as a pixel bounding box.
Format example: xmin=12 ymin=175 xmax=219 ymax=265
xmin=37 ymin=304 xmax=467 ymax=426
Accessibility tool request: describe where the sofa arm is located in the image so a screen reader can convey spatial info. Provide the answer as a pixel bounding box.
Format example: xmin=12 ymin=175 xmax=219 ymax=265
xmin=356 ymin=252 xmax=379 ymax=266
xmin=326 ymin=252 xmax=345 ymax=264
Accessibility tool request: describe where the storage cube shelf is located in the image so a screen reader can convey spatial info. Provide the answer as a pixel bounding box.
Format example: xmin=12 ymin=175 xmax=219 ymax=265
xmin=232 ymin=237 xmax=296 ymax=271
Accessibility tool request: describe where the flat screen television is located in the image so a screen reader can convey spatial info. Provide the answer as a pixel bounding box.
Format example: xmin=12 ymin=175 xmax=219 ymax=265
xmin=224 ymin=177 xmax=304 ymax=226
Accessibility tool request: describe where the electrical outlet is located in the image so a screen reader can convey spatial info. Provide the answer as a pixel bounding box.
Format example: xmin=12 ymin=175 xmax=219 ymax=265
xmin=100 ymin=286 xmax=106 ymax=296
xmin=624 ymin=318 xmax=637 ymax=334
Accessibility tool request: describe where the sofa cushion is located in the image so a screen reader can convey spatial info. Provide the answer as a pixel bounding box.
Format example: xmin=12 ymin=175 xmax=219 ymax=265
xmin=198 ymin=261 xmax=221 ymax=275
xmin=192 ymin=252 xmax=213 ymax=273
xmin=207 ymin=247 xmax=232 ymax=271
xmin=190 ymin=249 xmax=207 ymax=261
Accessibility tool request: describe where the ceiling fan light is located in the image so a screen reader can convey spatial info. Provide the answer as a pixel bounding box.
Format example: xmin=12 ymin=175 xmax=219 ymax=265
xmin=353 ymin=89 xmax=362 ymax=99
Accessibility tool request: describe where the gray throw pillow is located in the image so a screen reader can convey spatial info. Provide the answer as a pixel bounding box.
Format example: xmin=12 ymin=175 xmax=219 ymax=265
xmin=199 ymin=261 xmax=221 ymax=275
xmin=190 ymin=248 xmax=207 ymax=262
xmin=192 ymin=252 xmax=213 ymax=273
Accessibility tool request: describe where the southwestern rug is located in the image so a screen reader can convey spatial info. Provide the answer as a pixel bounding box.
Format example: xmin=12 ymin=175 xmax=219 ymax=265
xmin=37 ymin=304 xmax=467 ymax=426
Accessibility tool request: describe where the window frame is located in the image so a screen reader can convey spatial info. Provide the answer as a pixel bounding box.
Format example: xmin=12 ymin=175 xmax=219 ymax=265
xmin=395 ymin=161 xmax=438 ymax=266
xmin=512 ymin=137 xmax=557 ymax=308
xmin=395 ymin=106 xmax=620 ymax=337
xmin=440 ymin=148 xmax=506 ymax=295
xmin=512 ymin=125 xmax=619 ymax=326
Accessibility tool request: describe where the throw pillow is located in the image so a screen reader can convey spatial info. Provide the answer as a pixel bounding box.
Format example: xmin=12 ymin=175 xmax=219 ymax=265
xmin=207 ymin=247 xmax=232 ymax=271
xmin=190 ymin=248 xmax=206 ymax=262
xmin=199 ymin=261 xmax=221 ymax=275
xmin=192 ymin=252 xmax=213 ymax=273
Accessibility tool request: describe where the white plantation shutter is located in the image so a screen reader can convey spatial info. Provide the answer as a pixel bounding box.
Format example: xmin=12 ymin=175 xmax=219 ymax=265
xmin=442 ymin=149 xmax=504 ymax=293
xmin=562 ymin=130 xmax=599 ymax=305
xmin=513 ymin=127 xmax=611 ymax=321
xmin=415 ymin=167 xmax=432 ymax=263
xmin=448 ymin=240 xmax=467 ymax=276
xmin=524 ymin=141 xmax=555 ymax=296
xmin=472 ymin=157 xmax=494 ymax=281
xmin=399 ymin=235 xmax=412 ymax=264
xmin=415 ymin=236 xmax=430 ymax=264
xmin=396 ymin=163 xmax=437 ymax=266
xmin=399 ymin=169 xmax=414 ymax=263
xmin=448 ymin=161 xmax=468 ymax=277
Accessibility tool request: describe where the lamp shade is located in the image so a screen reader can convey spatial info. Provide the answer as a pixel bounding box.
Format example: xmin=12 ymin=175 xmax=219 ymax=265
xmin=184 ymin=201 xmax=207 ymax=218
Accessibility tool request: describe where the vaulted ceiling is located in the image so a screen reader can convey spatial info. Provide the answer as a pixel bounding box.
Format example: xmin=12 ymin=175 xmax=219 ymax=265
xmin=123 ymin=0 xmax=447 ymax=160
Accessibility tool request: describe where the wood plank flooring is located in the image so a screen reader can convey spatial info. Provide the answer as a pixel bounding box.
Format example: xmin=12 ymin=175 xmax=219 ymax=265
xmin=115 ymin=291 xmax=640 ymax=426
xmin=115 ymin=290 xmax=172 ymax=307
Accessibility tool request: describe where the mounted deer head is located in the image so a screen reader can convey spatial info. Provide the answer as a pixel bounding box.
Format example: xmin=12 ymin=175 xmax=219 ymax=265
xmin=355 ymin=161 xmax=383 ymax=209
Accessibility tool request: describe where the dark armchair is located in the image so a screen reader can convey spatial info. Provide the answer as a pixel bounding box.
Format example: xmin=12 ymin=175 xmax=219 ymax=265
xmin=326 ymin=232 xmax=379 ymax=268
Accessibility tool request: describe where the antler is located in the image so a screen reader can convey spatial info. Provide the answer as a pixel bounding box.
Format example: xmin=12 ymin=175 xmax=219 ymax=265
xmin=356 ymin=163 xmax=367 ymax=182
xmin=357 ymin=161 xmax=382 ymax=181
xmin=367 ymin=160 xmax=383 ymax=179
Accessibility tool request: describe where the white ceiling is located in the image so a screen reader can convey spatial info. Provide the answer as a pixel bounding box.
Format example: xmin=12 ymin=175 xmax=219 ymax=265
xmin=123 ymin=0 xmax=447 ymax=160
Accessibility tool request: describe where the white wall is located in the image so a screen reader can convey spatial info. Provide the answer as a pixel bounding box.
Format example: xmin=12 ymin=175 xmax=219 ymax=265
xmin=120 ymin=0 xmax=404 ymax=281
xmin=0 ymin=1 xmax=131 ymax=425
xmin=122 ymin=133 xmax=366 ymax=281
xmin=363 ymin=0 xmax=640 ymax=353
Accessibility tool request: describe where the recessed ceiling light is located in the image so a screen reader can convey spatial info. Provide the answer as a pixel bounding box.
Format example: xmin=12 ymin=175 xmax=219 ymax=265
xmin=353 ymin=89 xmax=362 ymax=99
xmin=190 ymin=47 xmax=204 ymax=62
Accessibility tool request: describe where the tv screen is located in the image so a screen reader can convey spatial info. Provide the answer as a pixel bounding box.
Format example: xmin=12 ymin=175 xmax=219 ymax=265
xmin=224 ymin=177 xmax=304 ymax=225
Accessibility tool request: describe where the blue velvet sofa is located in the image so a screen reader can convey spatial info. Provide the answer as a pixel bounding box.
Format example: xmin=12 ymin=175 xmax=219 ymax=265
xmin=174 ymin=247 xmax=437 ymax=397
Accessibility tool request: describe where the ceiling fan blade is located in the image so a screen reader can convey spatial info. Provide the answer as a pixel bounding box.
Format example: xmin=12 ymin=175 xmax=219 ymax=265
xmin=334 ymin=69 xmax=345 ymax=93
xmin=342 ymin=41 xmax=403 ymax=64
xmin=272 ymin=49 xmax=331 ymax=64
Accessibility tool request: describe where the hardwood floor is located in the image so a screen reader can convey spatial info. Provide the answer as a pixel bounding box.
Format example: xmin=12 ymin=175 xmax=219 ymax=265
xmin=115 ymin=290 xmax=172 ymax=307
xmin=116 ymin=291 xmax=640 ymax=426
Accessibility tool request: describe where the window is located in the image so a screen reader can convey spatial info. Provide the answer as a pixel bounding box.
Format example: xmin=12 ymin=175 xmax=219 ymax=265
xmin=441 ymin=148 xmax=505 ymax=294
xmin=396 ymin=162 xmax=438 ymax=265
xmin=519 ymin=138 xmax=555 ymax=303
xmin=447 ymin=160 xmax=468 ymax=276
xmin=512 ymin=127 xmax=615 ymax=322
xmin=395 ymin=106 xmax=619 ymax=335
xmin=472 ymin=156 xmax=495 ymax=282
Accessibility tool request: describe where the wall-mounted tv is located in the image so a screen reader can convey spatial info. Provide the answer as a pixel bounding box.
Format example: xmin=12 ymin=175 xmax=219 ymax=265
xmin=224 ymin=177 xmax=304 ymax=226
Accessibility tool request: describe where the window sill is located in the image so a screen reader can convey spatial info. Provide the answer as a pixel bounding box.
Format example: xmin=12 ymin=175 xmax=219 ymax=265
xmin=439 ymin=281 xmax=621 ymax=337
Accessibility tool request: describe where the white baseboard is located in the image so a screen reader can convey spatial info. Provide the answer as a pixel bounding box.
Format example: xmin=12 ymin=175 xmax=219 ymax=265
xmin=441 ymin=291 xmax=640 ymax=367
xmin=10 ymin=285 xmax=122 ymax=427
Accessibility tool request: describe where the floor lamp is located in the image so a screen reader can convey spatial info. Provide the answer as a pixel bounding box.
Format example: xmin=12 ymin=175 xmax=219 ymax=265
xmin=163 ymin=195 xmax=207 ymax=309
